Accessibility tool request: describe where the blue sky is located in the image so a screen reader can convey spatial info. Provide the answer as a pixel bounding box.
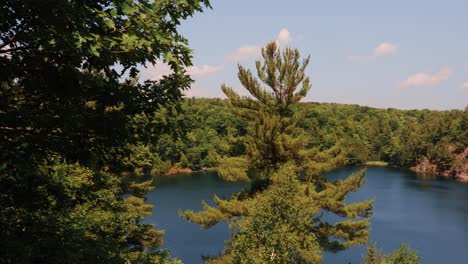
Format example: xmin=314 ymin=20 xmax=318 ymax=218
xmin=143 ymin=0 xmax=468 ymax=110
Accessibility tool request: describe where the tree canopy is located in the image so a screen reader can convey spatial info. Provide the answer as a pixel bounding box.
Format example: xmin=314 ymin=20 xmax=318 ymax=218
xmin=0 ymin=0 xmax=210 ymax=263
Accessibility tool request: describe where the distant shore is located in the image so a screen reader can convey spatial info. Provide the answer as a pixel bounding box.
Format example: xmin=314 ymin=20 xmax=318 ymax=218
xmin=164 ymin=166 xmax=216 ymax=176
xmin=363 ymin=161 xmax=389 ymax=167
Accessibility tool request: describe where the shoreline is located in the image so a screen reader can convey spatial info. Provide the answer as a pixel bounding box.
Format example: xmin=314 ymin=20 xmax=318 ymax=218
xmin=161 ymin=162 xmax=468 ymax=183
xmin=363 ymin=161 xmax=389 ymax=167
xmin=163 ymin=166 xmax=217 ymax=176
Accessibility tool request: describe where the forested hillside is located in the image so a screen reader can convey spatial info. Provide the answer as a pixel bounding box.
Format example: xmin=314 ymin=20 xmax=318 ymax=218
xmin=143 ymin=98 xmax=467 ymax=181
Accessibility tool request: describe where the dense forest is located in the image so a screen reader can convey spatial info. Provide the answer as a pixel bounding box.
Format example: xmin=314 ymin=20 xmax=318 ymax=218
xmin=135 ymin=97 xmax=468 ymax=181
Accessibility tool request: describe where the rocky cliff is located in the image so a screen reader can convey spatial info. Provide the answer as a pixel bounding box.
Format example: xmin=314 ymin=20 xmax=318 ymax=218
xmin=411 ymin=147 xmax=468 ymax=182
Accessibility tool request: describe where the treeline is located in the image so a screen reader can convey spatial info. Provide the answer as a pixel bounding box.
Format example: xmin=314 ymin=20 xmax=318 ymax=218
xmin=140 ymin=98 xmax=467 ymax=178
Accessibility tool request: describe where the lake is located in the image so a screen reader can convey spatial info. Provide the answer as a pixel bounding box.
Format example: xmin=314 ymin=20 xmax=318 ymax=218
xmin=144 ymin=166 xmax=468 ymax=263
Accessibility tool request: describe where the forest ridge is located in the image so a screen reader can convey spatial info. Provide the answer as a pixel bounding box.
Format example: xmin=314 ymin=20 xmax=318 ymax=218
xmin=135 ymin=98 xmax=467 ymax=182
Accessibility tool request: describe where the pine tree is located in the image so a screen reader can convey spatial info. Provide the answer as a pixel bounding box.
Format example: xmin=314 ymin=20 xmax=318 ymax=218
xmin=218 ymin=41 xmax=347 ymax=182
xmin=180 ymin=153 xmax=190 ymax=168
xmin=365 ymin=244 xmax=382 ymax=264
xmin=364 ymin=244 xmax=420 ymax=264
xmin=182 ymin=41 xmax=373 ymax=263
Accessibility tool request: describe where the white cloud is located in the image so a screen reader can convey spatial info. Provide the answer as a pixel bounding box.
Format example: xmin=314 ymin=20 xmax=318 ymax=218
xmin=227 ymin=28 xmax=299 ymax=62
xmin=349 ymin=42 xmax=399 ymax=61
xmin=277 ymin=28 xmax=292 ymax=44
xmin=373 ymin=42 xmax=399 ymax=57
xmin=462 ymin=82 xmax=468 ymax=89
xmin=142 ymin=61 xmax=223 ymax=80
xmin=398 ymin=66 xmax=453 ymax=89
xmin=227 ymin=45 xmax=262 ymax=62
xmin=142 ymin=61 xmax=173 ymax=80
xmin=186 ymin=64 xmax=224 ymax=77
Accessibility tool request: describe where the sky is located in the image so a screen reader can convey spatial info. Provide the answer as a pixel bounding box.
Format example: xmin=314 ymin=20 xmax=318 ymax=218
xmin=141 ymin=0 xmax=468 ymax=110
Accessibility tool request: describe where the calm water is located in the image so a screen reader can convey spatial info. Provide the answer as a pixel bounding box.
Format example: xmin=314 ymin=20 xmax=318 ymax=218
xmin=144 ymin=167 xmax=468 ymax=263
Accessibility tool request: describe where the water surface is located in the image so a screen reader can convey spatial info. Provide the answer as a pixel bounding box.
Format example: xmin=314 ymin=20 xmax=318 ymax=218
xmin=144 ymin=167 xmax=468 ymax=263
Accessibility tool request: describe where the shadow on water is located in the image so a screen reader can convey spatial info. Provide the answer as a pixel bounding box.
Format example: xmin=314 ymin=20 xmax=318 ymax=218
xmin=144 ymin=167 xmax=468 ymax=264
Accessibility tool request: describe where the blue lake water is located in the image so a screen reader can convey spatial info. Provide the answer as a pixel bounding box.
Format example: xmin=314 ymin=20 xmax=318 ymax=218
xmin=144 ymin=166 xmax=468 ymax=263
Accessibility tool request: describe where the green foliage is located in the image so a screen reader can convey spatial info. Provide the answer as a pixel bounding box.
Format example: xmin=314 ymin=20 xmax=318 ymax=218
xmin=365 ymin=244 xmax=382 ymax=264
xmin=220 ymin=42 xmax=314 ymax=180
xmin=180 ymin=153 xmax=190 ymax=168
xmin=0 ymin=0 xmax=210 ymax=262
xmin=220 ymin=165 xmax=323 ymax=264
xmin=122 ymin=144 xmax=159 ymax=177
xmin=1 ymin=0 xmax=211 ymax=166
xmin=365 ymin=244 xmax=420 ymax=264
xmin=1 ymin=158 xmax=173 ymax=263
xmin=144 ymin=98 xmax=247 ymax=173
